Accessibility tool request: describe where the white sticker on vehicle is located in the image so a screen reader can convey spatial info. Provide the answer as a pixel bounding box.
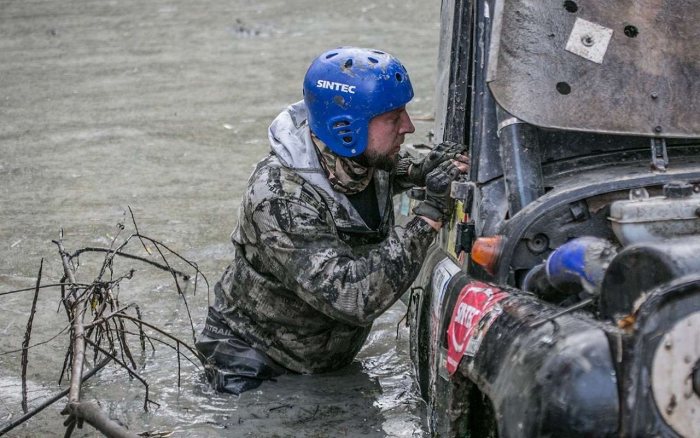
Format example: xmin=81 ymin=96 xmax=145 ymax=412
xmin=431 ymin=258 xmax=461 ymax=315
xmin=429 ymin=258 xmax=462 ymax=386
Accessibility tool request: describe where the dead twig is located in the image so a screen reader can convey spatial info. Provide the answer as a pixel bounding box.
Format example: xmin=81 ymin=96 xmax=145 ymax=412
xmin=143 ymin=238 xmax=197 ymax=344
xmin=21 ymin=259 xmax=43 ymax=414
xmin=0 ymin=317 xmax=76 ymax=356
xmin=62 ymin=402 xmax=137 ymax=438
xmin=54 ymin=233 xmax=136 ymax=438
xmin=70 ymin=248 xmax=190 ymax=280
xmin=4 ymin=216 xmax=206 ymax=437
xmin=84 ymin=304 xmax=135 ymax=329
xmin=128 ymin=206 xmax=152 ymax=257
xmin=58 ymin=340 xmax=73 ymax=386
xmin=82 ymin=338 xmax=159 ymax=412
xmin=54 ymin=236 xmax=87 ymax=407
xmin=0 ymin=357 xmax=112 ymax=436
xmin=135 ymin=305 xmax=146 ymax=352
xmin=0 ymin=283 xmax=90 ymax=298
xmin=176 ymin=343 xmax=181 ymax=388
xmin=114 ymin=327 xmax=201 ymax=371
xmin=113 ymin=314 xmax=206 ymax=365
xmin=94 ymin=222 xmax=128 ymax=284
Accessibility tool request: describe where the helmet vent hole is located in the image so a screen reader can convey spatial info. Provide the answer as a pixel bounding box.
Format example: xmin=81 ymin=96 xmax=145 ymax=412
xmin=333 ymin=121 xmax=350 ymax=128
xmin=338 ymin=129 xmax=351 ymax=134
xmin=372 ymin=50 xmax=385 ymax=55
xmin=344 ymin=59 xmax=353 ymax=69
xmin=343 ymin=136 xmax=353 ymax=143
xmin=325 ymin=52 xmax=338 ymax=59
xmin=368 ymin=57 xmax=379 ymax=64
xmin=395 ymin=72 xmax=403 ymax=82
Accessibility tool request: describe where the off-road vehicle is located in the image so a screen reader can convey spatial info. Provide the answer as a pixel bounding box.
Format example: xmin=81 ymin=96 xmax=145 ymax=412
xmin=399 ymin=0 xmax=700 ymax=436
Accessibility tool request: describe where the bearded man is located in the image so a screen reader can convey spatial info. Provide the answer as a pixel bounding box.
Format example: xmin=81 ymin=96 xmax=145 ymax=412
xmin=196 ymin=47 xmax=468 ymax=394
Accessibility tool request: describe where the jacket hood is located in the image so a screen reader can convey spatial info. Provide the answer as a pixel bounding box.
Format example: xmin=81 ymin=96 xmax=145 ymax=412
xmin=268 ymin=100 xmax=322 ymax=172
xmin=267 ymin=101 xmax=392 ymax=231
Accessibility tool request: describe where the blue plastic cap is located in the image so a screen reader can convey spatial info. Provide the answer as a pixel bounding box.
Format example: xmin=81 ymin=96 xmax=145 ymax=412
xmin=546 ymin=237 xmax=613 ymax=294
xmin=303 ymin=47 xmax=414 ymax=157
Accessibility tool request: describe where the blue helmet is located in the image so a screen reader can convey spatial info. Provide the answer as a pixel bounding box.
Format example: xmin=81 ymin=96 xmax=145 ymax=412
xmin=303 ymin=47 xmax=414 ymax=157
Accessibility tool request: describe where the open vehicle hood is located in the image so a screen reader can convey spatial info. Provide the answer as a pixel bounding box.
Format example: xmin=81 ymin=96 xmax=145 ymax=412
xmin=487 ymin=0 xmax=700 ymax=139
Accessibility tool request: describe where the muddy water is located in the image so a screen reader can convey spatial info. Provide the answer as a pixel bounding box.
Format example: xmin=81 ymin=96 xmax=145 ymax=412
xmin=0 ymin=0 xmax=439 ymax=436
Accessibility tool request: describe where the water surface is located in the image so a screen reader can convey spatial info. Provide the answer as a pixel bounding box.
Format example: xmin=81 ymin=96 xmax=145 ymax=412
xmin=0 ymin=0 xmax=439 ymax=436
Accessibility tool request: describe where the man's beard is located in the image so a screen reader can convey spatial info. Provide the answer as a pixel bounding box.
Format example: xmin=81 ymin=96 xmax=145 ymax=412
xmin=363 ymin=149 xmax=399 ymax=172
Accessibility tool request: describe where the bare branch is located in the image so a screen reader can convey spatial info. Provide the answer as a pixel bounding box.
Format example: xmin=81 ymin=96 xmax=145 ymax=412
xmin=0 ymin=357 xmax=112 ymax=436
xmin=115 ymin=327 xmax=201 ymax=371
xmin=62 ymin=416 xmax=77 ymax=438
xmin=128 ymin=206 xmax=152 ymax=256
xmin=63 ymin=402 xmax=138 ymax=438
xmin=82 ymin=338 xmax=158 ymax=412
xmin=58 ymin=341 xmax=72 ymax=386
xmin=0 ymin=317 xmax=75 ymax=356
xmin=113 ymin=314 xmax=206 ymax=365
xmin=69 ymin=248 xmax=190 ymax=281
xmin=147 ymin=240 xmax=197 ymax=343
xmin=177 ymin=343 xmax=181 ymax=388
xmin=21 ymin=259 xmax=43 ymax=413
xmin=118 ymin=317 xmax=136 ymax=369
xmin=94 ymin=223 xmax=128 ymax=283
xmin=5 ymin=219 xmax=207 ymax=437
xmin=84 ymin=304 xmax=135 ymax=330
xmin=134 ymin=305 xmax=146 ymax=352
xmin=68 ymin=296 xmax=86 ymax=405
xmin=133 ymin=234 xmax=209 ymax=293
xmin=53 ymin=236 xmax=87 ymax=409
xmin=0 ymin=283 xmax=90 ymax=298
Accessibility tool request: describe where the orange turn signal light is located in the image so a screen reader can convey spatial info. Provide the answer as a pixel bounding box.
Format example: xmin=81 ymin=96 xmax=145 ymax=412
xmin=471 ymin=236 xmax=503 ymax=276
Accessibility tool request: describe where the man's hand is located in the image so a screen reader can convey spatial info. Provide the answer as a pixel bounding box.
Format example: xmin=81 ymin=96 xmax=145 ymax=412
xmin=408 ymin=142 xmax=468 ymax=186
xmin=413 ymin=161 xmax=462 ymax=229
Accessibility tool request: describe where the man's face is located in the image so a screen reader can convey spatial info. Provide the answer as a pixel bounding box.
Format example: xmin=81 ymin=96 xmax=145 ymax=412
xmin=364 ymin=106 xmax=415 ymax=171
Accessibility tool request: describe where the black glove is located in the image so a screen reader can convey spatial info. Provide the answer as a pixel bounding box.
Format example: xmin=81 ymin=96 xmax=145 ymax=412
xmin=412 ymin=161 xmax=461 ymax=222
xmin=406 ymin=141 xmax=467 ymax=186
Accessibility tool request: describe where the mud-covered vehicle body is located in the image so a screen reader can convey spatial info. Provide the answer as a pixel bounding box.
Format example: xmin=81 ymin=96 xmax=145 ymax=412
xmin=398 ymin=0 xmax=700 ymax=436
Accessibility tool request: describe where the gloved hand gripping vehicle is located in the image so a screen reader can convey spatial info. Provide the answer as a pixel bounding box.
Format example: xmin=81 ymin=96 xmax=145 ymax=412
xmin=398 ymin=0 xmax=700 ymax=436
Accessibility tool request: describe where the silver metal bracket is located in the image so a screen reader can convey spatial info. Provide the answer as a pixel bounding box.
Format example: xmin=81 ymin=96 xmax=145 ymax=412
xmin=497 ymin=117 xmax=525 ymax=138
xmin=651 ymin=138 xmax=669 ymax=172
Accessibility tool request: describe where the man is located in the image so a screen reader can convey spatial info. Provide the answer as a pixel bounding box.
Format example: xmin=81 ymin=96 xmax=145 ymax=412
xmin=196 ymin=47 xmax=468 ymax=394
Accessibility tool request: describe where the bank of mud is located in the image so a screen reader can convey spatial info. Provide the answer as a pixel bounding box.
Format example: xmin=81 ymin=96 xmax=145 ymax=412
xmin=0 ymin=0 xmax=439 ymax=436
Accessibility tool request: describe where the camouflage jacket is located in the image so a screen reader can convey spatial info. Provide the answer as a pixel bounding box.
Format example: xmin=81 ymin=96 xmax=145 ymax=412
xmin=213 ymin=101 xmax=437 ymax=374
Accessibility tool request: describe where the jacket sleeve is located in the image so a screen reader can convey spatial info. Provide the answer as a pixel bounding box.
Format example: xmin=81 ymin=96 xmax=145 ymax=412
xmin=251 ymin=198 xmax=437 ymax=327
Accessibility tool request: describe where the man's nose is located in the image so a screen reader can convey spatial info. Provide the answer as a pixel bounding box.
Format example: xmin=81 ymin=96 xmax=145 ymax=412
xmin=399 ymin=111 xmax=416 ymax=135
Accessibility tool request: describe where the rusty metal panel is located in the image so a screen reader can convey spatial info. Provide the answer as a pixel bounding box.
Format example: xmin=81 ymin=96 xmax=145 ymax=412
xmin=487 ymin=0 xmax=700 ymax=138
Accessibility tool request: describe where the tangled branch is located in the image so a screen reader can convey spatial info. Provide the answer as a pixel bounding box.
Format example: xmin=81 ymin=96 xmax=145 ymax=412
xmin=0 ymin=211 xmax=209 ymax=437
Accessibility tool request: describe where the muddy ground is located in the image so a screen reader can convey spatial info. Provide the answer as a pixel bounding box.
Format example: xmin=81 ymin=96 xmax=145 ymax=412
xmin=0 ymin=0 xmax=440 ymax=436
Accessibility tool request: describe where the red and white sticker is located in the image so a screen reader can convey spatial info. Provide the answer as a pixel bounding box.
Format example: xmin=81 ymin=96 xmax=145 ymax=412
xmin=446 ymin=282 xmax=507 ymax=375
